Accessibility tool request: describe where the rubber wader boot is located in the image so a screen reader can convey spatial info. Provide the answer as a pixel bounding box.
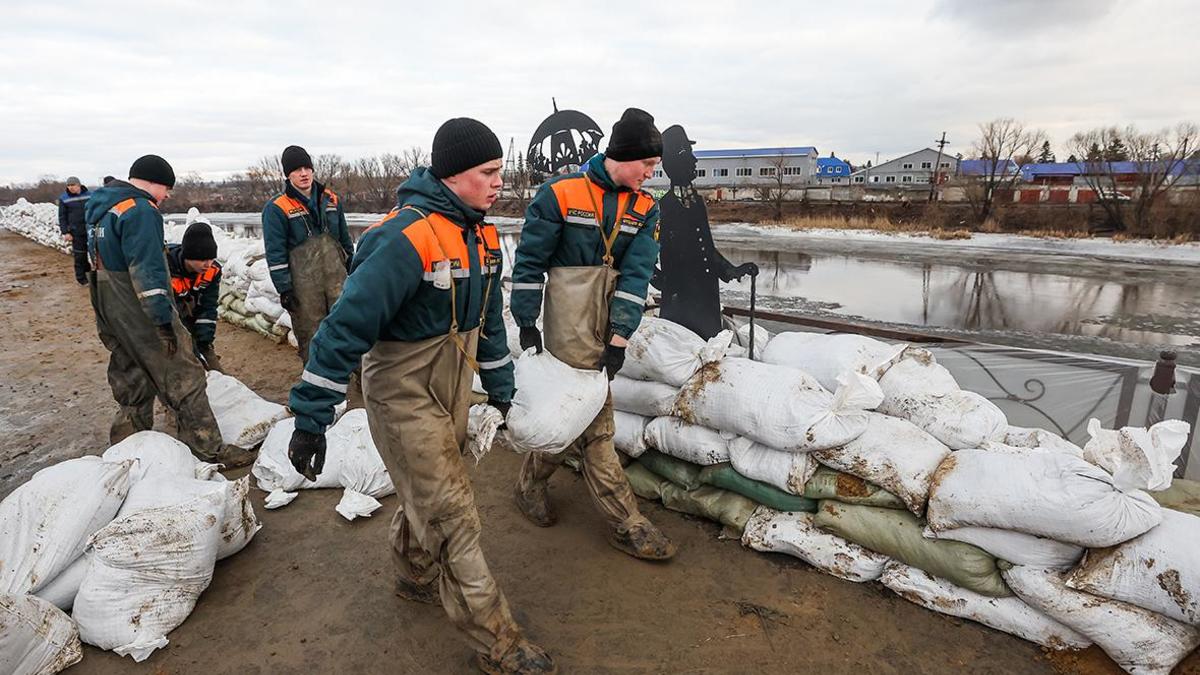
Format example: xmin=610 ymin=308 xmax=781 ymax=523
xmin=513 ymin=481 xmax=556 ymax=528
xmin=475 ymin=638 xmax=557 ymax=675
xmin=608 ymin=520 xmax=677 ymax=561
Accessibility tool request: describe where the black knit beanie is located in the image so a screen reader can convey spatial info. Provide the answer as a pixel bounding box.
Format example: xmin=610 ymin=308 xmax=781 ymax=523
xmin=181 ymin=222 xmax=218 ymax=260
xmin=128 ymin=154 xmax=176 ymax=188
xmin=281 ymin=145 xmax=313 ymax=176
xmin=430 ymin=118 xmax=503 ymax=179
xmin=605 ymin=108 xmax=663 ymax=162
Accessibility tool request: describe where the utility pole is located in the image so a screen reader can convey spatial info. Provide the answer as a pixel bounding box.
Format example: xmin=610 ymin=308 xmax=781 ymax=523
xmin=929 ymin=131 xmax=948 ymax=202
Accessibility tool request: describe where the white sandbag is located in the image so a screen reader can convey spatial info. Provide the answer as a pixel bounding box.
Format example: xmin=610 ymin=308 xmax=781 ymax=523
xmin=1083 ymin=418 xmax=1190 ymax=492
xmin=101 ymin=430 xmax=201 ymax=482
xmin=1004 ymin=425 xmax=1084 ymax=456
xmin=812 ymin=412 xmax=949 ymax=514
xmin=877 ymin=351 xmax=1007 ymax=449
xmin=0 ymin=457 xmax=134 ymax=595
xmin=0 ymin=592 xmax=82 ymax=675
xmin=732 ymin=322 xmax=772 ymax=360
xmin=34 ymin=554 xmax=90 ymax=611
xmin=610 ymin=376 xmax=679 ymax=418
xmin=622 ymin=316 xmax=733 ymax=387
xmin=467 ymin=404 xmax=505 ymax=463
xmin=762 ymin=332 xmax=909 ymax=393
xmin=741 ymin=507 xmax=888 ymax=582
xmin=74 ymin=480 xmax=226 ymax=662
xmin=675 ymin=358 xmax=882 ymax=452
xmin=613 ymin=411 xmax=650 ymax=458
xmin=330 ymin=410 xmax=395 ymax=499
xmin=644 ymin=417 xmax=734 ymax=465
xmin=506 ymin=350 xmax=608 ymax=454
xmin=727 ymin=438 xmax=816 ymax=495
xmin=264 ymin=489 xmax=297 ymax=510
xmin=880 ymin=562 xmax=1090 ymax=650
xmin=1004 ymin=565 xmax=1200 ymax=675
xmin=206 ymin=371 xmax=291 ymax=449
xmin=335 ymin=489 xmax=382 ymax=521
xmin=927 ymin=448 xmax=1163 ymax=548
xmin=922 ymin=526 xmax=1083 ymax=569
xmin=1066 ymin=509 xmax=1200 ymax=625
xmin=252 ymin=418 xmax=344 ymax=492
xmin=213 ymin=476 xmax=260 ymax=560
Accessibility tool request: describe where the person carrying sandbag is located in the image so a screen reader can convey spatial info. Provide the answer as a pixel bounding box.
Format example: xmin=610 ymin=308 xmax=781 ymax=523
xmin=84 ymin=156 xmax=256 ymax=468
xmin=510 ymin=108 xmax=676 ymax=562
xmin=286 ymin=119 xmax=555 ymax=675
xmin=167 ymin=219 xmax=224 ymax=372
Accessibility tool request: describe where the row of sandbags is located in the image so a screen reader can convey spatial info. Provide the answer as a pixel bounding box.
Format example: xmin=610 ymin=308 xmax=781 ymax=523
xmin=0 ymin=198 xmax=70 ymax=253
xmin=0 ymin=432 xmax=262 ymax=671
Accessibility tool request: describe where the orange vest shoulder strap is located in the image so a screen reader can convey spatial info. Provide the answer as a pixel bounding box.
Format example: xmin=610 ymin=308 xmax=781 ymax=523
xmin=272 ymin=194 xmax=306 ymax=213
xmin=110 ymin=198 xmax=138 ymax=216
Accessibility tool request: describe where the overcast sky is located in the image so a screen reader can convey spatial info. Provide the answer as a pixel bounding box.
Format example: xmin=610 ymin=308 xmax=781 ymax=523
xmin=3 ymin=0 xmax=1197 ymax=185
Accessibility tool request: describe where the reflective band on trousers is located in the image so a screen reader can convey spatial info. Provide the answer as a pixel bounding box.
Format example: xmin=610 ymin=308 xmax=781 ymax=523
xmin=301 ymin=370 xmax=348 ymax=393
xmin=194 ymin=319 xmax=217 ymax=324
xmin=269 ymin=263 xmax=289 ymax=271
xmin=478 ymin=354 xmax=513 ymax=370
xmin=138 ymin=288 xmax=168 ymax=298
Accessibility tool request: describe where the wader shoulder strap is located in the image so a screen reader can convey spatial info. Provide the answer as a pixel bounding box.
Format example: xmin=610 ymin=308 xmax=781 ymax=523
xmin=403 ymin=205 xmax=481 ymax=372
xmin=582 ymin=176 xmax=629 ymax=268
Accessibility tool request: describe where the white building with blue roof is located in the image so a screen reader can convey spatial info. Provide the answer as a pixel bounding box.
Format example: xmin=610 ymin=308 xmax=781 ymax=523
xmin=642 ymin=146 xmax=820 ymax=194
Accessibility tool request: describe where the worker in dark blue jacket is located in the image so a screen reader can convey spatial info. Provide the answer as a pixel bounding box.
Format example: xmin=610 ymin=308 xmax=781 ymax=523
xmin=58 ymin=176 xmax=91 ymax=284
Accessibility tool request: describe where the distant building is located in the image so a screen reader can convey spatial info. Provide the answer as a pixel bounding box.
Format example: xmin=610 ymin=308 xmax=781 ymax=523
xmin=643 ymin=146 xmax=819 ymax=192
xmin=957 ymin=159 xmax=1020 ymax=178
xmin=1017 ymin=161 xmax=1196 ymax=186
xmin=850 ymin=148 xmax=957 ymax=188
xmin=814 ymin=156 xmax=853 ymax=184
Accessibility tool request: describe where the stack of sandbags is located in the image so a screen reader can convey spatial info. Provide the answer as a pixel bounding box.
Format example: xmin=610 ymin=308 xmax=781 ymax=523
xmin=0 ymin=198 xmax=70 ymax=252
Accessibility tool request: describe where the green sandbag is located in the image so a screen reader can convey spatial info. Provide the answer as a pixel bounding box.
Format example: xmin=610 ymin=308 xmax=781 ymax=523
xmin=1152 ymin=478 xmax=1200 ymax=517
xmin=637 ymin=449 xmax=702 ymax=491
xmin=659 ymin=482 xmax=757 ymax=532
xmin=626 ymin=462 xmax=671 ymax=501
xmin=699 ymin=463 xmax=817 ymax=513
xmin=803 ymin=466 xmax=907 ymax=510
xmin=230 ymin=298 xmax=247 ymax=315
xmin=814 ymin=501 xmax=1011 ymax=597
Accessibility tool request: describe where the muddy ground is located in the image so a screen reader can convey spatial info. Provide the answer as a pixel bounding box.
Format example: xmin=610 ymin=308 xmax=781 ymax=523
xmin=2 ymin=230 xmax=1196 ymax=674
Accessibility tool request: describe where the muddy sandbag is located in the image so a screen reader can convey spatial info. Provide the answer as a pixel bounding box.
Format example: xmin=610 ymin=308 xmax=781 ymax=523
xmin=0 ymin=592 xmax=82 ymax=675
xmin=625 ymin=462 xmax=672 ymax=501
xmin=699 ymin=463 xmax=818 ymax=513
xmin=761 ymin=332 xmax=909 ymax=393
xmin=644 ymin=416 xmax=733 ymax=465
xmin=1004 ymin=565 xmax=1200 ymax=675
xmin=877 ymin=350 xmax=1006 ymax=449
xmin=880 ymin=562 xmax=1090 ymax=650
xmin=507 ymin=350 xmax=609 ymax=454
xmin=209 ymin=475 xmax=260 ymax=560
xmin=621 ymin=316 xmax=733 ymax=387
xmin=613 ymin=411 xmax=650 ymax=458
xmin=742 ymin=507 xmax=888 ymax=582
xmin=611 ymin=376 xmax=680 ymax=418
xmin=1065 ymin=509 xmax=1200 ymax=626
xmin=636 ymin=450 xmax=702 ymax=491
xmin=926 ymin=448 xmax=1163 ymax=548
xmin=0 ymin=457 xmax=135 ymax=596
xmin=1152 ymin=477 xmax=1200 ymax=517
xmin=923 ymin=526 xmax=1083 ymax=570
xmin=1083 ymin=418 xmax=1190 ymax=492
xmin=728 ymin=437 xmax=817 ymax=496
xmin=205 ymin=371 xmax=291 ymax=449
xmin=675 ymin=358 xmax=882 ymax=452
xmin=253 ymin=411 xmax=394 ymax=499
xmin=814 ymin=501 xmax=1010 ymax=597
xmin=658 ymin=482 xmax=757 ymax=532
xmin=812 ymin=412 xmax=949 ymax=515
xmin=802 ymin=466 xmax=907 ymax=510
xmin=74 ymin=479 xmax=226 ymax=662
xmin=1003 ymin=425 xmax=1084 ymax=456
xmin=101 ymin=430 xmax=210 ymax=482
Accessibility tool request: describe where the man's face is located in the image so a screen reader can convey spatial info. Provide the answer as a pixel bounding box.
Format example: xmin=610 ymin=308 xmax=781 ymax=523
xmin=444 ymin=159 xmax=503 ymax=211
xmin=185 ymin=259 xmax=214 ymax=274
xmin=288 ymin=166 xmax=314 ymax=192
xmin=609 ymin=157 xmax=660 ymax=191
xmin=146 ymin=183 xmax=170 ymax=205
xmin=67 ymin=184 xmax=81 ymax=195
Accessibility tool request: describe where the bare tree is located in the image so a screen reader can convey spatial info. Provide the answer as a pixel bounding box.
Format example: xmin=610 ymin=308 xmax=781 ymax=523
xmin=756 ymin=152 xmax=802 ymax=220
xmin=240 ymin=155 xmax=283 ymax=206
xmin=966 ymin=118 xmax=1046 ymax=224
xmin=1068 ymin=123 xmax=1198 ymax=232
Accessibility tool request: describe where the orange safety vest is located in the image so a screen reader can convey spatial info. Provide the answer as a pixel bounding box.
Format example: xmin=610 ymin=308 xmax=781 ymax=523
xmin=171 ymin=262 xmax=221 ymax=298
xmin=549 ymin=175 xmax=657 ymax=241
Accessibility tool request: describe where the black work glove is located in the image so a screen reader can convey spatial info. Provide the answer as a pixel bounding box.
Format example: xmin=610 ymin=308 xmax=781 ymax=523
xmin=279 ymin=290 xmax=299 ymax=312
xmin=288 ymin=428 xmax=327 ymax=482
xmin=197 ymin=343 xmax=224 ymax=373
xmin=600 ymin=344 xmax=626 ymax=381
xmin=732 ymin=262 xmax=759 ymax=280
xmin=156 ymin=324 xmax=178 ymax=357
xmin=519 ymin=326 xmax=543 ymax=354
xmin=487 ymin=398 xmax=511 ymax=419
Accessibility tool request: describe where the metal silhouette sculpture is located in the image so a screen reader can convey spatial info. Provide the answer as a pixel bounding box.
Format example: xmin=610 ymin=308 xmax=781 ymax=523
xmin=652 ymin=124 xmax=758 ymax=340
xmin=527 ymin=99 xmax=605 ymax=176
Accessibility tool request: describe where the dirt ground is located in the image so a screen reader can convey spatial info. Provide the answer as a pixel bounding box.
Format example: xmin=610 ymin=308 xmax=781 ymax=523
xmin=3 ymin=230 xmax=1197 ymax=675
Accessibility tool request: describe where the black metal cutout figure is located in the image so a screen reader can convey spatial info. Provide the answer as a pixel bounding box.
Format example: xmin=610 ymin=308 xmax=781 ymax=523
xmin=652 ymin=124 xmax=758 ymax=339
xmin=527 ymin=99 xmax=605 ymax=176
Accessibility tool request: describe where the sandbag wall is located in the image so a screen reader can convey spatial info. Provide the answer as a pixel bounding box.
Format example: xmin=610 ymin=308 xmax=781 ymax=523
xmin=611 ymin=318 xmax=1200 ymax=675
